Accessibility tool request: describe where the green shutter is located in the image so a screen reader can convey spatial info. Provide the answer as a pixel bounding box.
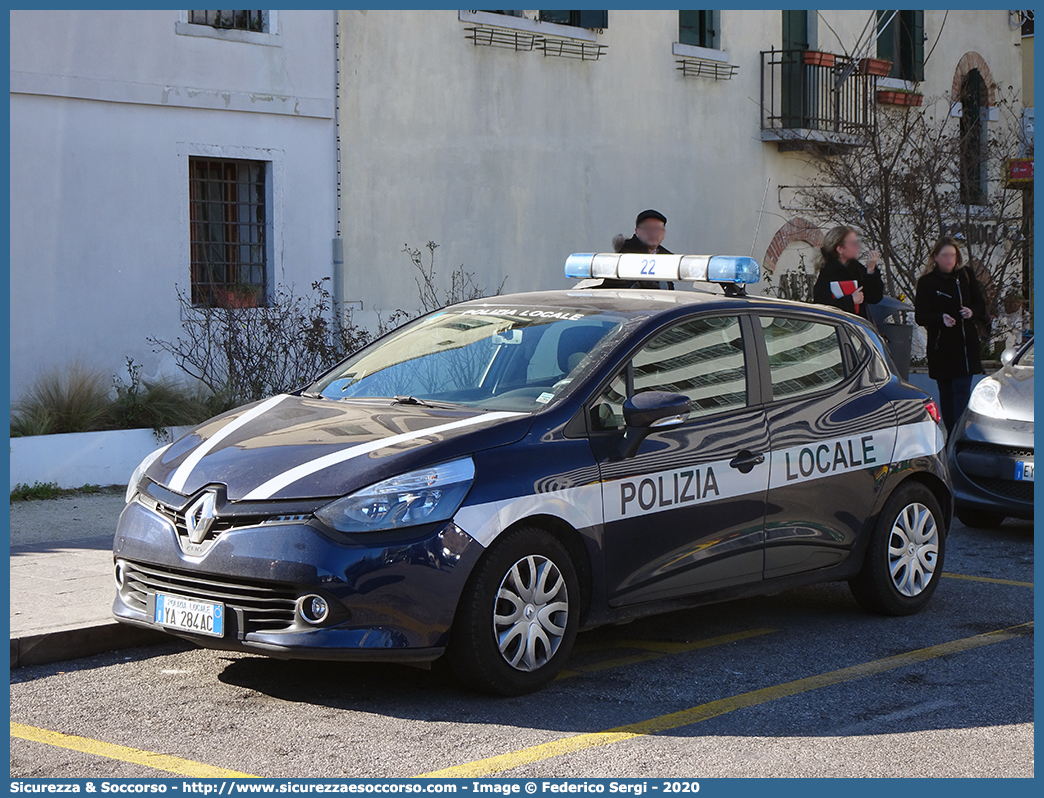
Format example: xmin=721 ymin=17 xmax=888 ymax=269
xmin=910 ymin=10 xmax=925 ymax=81
xmin=576 ymin=10 xmax=608 ymax=29
xmin=781 ymin=10 xmax=808 ymax=128
xmin=680 ymin=10 xmax=713 ymax=47
xmin=876 ymin=10 xmax=896 ymax=66
xmin=700 ymin=10 xmax=715 ymax=48
xmin=782 ymin=9 xmax=808 ymax=50
xmin=680 ymin=10 xmax=700 ymax=46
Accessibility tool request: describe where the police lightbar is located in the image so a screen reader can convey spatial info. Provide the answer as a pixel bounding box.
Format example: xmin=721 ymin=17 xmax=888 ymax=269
xmin=564 ymin=253 xmax=761 ymax=285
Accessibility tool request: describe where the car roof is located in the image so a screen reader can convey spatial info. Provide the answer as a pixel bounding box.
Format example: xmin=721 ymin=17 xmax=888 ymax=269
xmin=453 ymin=287 xmax=865 ymax=325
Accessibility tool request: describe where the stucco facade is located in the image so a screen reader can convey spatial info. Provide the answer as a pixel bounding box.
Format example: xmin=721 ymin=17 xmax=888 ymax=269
xmin=9 ymin=10 xmax=337 ymax=401
xmin=7 ymin=9 xmax=1028 ymax=402
xmin=335 ymin=9 xmax=1026 ymax=323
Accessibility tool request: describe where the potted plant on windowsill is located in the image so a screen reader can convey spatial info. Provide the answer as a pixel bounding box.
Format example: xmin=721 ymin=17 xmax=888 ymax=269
xmin=214 ymin=285 xmax=262 ymax=309
xmin=877 ymin=88 xmax=923 ymax=107
xmin=858 ymin=57 xmax=892 ymax=77
xmin=802 ymin=50 xmax=837 ymax=67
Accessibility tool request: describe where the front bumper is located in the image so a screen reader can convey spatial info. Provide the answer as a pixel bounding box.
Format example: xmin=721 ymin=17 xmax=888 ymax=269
xmin=112 ymin=498 xmax=482 ymax=661
xmin=946 ymin=410 xmax=1034 ymax=520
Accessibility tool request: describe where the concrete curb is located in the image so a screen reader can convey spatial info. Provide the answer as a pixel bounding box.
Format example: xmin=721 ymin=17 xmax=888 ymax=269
xmin=10 ymin=622 xmax=170 ymax=669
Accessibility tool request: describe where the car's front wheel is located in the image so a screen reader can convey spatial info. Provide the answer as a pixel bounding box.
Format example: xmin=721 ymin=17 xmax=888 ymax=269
xmin=448 ymin=526 xmax=579 ymax=695
xmin=849 ymin=482 xmax=945 ymax=616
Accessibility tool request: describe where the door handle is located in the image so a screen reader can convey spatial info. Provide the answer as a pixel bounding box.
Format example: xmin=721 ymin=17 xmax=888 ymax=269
xmin=729 ymin=451 xmax=765 ymax=473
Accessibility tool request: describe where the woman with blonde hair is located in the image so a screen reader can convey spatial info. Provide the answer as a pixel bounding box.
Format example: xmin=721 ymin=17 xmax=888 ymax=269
xmin=914 ymin=237 xmax=989 ymax=433
xmin=812 ymin=226 xmax=883 ymax=319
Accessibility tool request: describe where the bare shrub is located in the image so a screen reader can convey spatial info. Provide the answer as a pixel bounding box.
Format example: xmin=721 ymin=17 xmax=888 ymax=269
xmin=405 ymin=241 xmax=506 ymax=313
xmin=148 ymin=279 xmax=406 ymax=407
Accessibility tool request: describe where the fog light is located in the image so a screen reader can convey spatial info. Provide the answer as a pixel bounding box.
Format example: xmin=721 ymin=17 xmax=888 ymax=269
xmin=300 ymin=594 xmax=329 ymax=625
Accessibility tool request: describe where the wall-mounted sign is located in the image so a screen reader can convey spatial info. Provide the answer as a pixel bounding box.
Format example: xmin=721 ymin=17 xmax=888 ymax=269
xmin=1006 ymin=158 xmax=1034 ymax=187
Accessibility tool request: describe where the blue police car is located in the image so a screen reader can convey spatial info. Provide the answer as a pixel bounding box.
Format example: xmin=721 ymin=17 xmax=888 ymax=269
xmin=114 ymin=253 xmax=952 ymax=694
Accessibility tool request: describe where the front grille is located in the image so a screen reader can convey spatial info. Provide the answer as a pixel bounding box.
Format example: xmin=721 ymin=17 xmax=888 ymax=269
xmin=121 ymin=561 xmax=298 ymax=634
xmin=958 ymin=442 xmax=1034 ymax=459
xmin=150 ymin=501 xmax=266 ymax=545
xmin=965 ymin=476 xmax=1034 ymax=503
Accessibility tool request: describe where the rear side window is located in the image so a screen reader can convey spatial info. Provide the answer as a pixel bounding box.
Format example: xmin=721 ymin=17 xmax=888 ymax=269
xmin=841 ymin=325 xmax=870 ymax=372
xmin=760 ymin=316 xmax=845 ymax=400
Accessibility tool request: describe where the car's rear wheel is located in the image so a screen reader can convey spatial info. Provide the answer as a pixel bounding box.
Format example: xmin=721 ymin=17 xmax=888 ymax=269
xmin=448 ymin=526 xmax=578 ymax=695
xmin=956 ymin=507 xmax=1006 ymax=528
xmin=849 ymin=483 xmax=945 ymax=616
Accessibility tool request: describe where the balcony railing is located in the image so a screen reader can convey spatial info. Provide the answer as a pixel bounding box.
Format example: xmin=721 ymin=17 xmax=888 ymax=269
xmin=760 ymin=49 xmax=877 ymax=148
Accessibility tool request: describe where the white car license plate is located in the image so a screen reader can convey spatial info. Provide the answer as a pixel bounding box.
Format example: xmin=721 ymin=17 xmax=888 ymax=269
xmin=155 ymin=593 xmax=224 ymax=637
xmin=1015 ymin=461 xmax=1034 ymax=481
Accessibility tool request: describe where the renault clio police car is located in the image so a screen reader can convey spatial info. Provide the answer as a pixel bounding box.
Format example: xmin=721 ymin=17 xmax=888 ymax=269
xmin=113 ymin=252 xmax=952 ymax=695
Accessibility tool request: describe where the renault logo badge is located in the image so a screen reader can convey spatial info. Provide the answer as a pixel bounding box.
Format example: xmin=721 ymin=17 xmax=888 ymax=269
xmin=185 ymin=491 xmax=218 ymax=545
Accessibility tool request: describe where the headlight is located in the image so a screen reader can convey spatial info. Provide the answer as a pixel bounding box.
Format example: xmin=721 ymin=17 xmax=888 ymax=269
xmin=315 ymin=457 xmax=475 ymax=533
xmin=126 ymin=444 xmax=170 ymax=503
xmin=967 ymin=378 xmax=1007 ymax=419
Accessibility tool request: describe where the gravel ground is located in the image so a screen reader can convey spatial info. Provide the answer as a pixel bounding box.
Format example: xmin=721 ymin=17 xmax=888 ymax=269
xmin=9 ymin=488 xmax=126 ymax=547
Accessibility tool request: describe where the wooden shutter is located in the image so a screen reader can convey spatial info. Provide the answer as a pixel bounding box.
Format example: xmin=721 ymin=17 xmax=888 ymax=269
xmin=910 ymin=10 xmax=925 ymax=81
xmin=575 ymin=10 xmax=608 ymax=30
xmin=876 ymin=10 xmax=897 ymax=75
xmin=679 ymin=10 xmax=700 ymax=46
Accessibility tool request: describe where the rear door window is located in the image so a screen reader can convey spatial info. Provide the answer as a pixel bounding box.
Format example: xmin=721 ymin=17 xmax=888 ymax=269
xmin=759 ymin=316 xmax=845 ymax=401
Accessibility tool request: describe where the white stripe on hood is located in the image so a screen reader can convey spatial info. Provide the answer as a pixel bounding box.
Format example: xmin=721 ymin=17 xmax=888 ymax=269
xmin=168 ymin=394 xmax=290 ymax=493
xmin=241 ymin=411 xmax=526 ymax=501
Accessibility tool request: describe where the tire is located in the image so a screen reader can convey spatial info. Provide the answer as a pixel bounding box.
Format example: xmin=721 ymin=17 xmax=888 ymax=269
xmin=448 ymin=526 xmax=579 ymax=696
xmin=849 ymin=483 xmax=945 ymax=616
xmin=956 ymin=507 xmax=1006 ymax=529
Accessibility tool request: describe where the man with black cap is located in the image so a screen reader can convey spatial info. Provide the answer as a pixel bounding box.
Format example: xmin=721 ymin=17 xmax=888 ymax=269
xmin=619 ymin=209 xmax=672 ymax=255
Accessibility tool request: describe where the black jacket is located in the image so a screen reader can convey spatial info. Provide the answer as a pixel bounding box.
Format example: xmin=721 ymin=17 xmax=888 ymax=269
xmin=812 ymin=257 xmax=884 ymax=319
xmin=619 ymin=236 xmax=672 ymax=255
xmin=914 ymin=267 xmax=988 ymax=380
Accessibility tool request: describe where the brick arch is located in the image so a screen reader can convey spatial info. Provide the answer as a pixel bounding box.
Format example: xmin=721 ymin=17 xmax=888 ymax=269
xmin=951 ymin=52 xmax=997 ymax=106
xmin=763 ymin=218 xmax=823 ymax=272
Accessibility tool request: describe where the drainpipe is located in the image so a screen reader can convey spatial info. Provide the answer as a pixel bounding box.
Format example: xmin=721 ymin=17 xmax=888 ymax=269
xmin=332 ymin=10 xmax=344 ymax=316
xmin=332 ymin=237 xmax=344 ymax=319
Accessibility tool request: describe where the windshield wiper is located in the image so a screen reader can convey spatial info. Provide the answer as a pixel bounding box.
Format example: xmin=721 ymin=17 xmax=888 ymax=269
xmin=391 ymin=395 xmax=462 ymax=410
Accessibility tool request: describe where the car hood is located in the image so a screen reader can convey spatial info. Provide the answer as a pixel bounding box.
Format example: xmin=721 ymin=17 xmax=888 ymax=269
xmin=144 ymin=394 xmax=533 ymax=502
xmin=992 ymin=363 xmax=1034 ymax=423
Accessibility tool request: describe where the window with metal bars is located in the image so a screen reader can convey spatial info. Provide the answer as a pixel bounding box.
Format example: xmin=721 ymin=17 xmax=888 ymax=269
xmin=189 ymin=158 xmax=268 ymax=308
xmin=188 ymin=10 xmax=266 ymax=33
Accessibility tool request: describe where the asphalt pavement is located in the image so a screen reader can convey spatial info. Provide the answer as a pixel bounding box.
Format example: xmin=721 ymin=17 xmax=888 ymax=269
xmin=9 ymin=489 xmax=167 ymax=668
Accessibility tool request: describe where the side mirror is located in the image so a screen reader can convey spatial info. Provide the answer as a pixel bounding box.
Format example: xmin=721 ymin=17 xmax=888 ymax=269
xmin=619 ymin=391 xmax=691 ymax=459
xmin=1001 ymin=347 xmax=1017 ymax=367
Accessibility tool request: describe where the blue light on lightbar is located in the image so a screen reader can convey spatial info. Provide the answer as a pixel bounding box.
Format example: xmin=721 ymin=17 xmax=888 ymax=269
xmin=564 ymin=253 xmax=760 ymax=284
xmin=707 ymin=256 xmax=761 ymax=284
xmin=564 ymin=253 xmax=597 ymax=280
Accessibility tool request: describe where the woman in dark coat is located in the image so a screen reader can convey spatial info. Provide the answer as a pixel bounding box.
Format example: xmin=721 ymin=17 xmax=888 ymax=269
xmin=914 ymin=237 xmax=989 ymax=434
xmin=812 ymin=225 xmax=884 ymax=320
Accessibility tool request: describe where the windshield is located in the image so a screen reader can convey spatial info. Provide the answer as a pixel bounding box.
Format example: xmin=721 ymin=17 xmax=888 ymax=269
xmin=1017 ymin=340 xmax=1034 ymax=366
xmin=309 ymin=306 xmax=626 ymax=412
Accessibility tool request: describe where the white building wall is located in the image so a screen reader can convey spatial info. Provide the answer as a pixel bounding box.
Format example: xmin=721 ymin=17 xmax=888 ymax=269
xmin=9 ymin=10 xmax=337 ymax=401
xmin=336 ymin=9 xmax=1023 ymax=318
xmin=8 ymin=9 xmax=1023 ymax=402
